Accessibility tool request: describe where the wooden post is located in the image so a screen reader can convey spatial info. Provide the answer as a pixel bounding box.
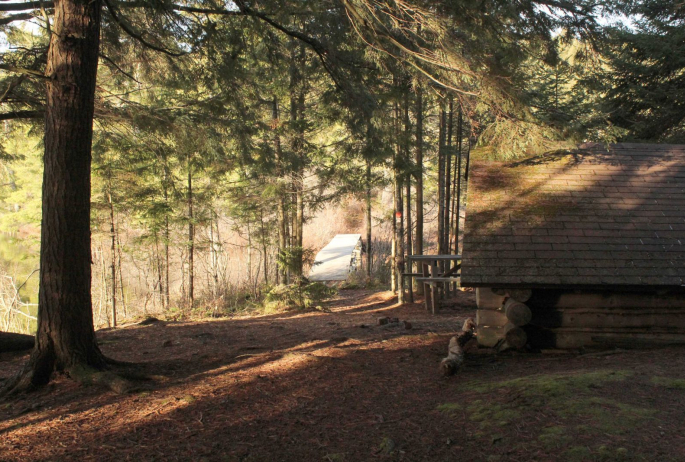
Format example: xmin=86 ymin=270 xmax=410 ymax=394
xmin=431 ymin=261 xmax=439 ymax=313
xmin=422 ymin=262 xmax=431 ymax=311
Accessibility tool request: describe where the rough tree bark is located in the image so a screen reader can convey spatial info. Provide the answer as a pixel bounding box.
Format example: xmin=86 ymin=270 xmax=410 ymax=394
xmin=2 ymin=0 xmax=133 ymax=395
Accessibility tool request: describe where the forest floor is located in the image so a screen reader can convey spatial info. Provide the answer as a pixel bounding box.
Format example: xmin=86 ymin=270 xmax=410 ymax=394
xmin=2 ymin=289 xmax=685 ymax=461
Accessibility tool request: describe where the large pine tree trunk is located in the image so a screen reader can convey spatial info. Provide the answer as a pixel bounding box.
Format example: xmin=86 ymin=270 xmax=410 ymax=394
xmin=13 ymin=0 xmax=106 ymax=390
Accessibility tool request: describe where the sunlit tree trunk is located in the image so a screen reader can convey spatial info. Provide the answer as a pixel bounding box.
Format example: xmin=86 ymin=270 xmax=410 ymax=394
xmin=366 ymin=158 xmax=372 ymax=277
xmin=273 ymin=97 xmax=288 ymax=285
xmin=14 ymin=0 xmax=105 ymax=390
xmin=108 ymin=188 xmax=117 ymax=327
xmin=187 ymin=155 xmax=194 ymax=309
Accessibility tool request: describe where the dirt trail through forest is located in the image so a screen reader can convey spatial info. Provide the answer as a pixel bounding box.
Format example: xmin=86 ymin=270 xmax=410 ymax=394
xmin=1 ymin=289 xmax=685 ymax=461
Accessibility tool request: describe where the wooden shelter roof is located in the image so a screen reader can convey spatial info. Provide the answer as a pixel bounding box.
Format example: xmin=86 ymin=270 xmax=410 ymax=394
xmin=460 ymin=143 xmax=685 ymax=289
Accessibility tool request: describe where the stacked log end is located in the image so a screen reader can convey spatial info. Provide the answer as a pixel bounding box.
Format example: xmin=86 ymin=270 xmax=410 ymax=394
xmin=475 ymin=288 xmax=532 ymax=351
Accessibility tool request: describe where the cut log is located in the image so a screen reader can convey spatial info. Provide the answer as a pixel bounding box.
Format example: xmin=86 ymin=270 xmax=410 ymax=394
xmin=476 ymin=326 xmax=502 ymax=348
xmin=504 ymin=323 xmax=527 ymax=349
xmin=476 ymin=309 xmax=508 ymax=328
xmin=0 ymin=332 xmax=35 ymax=352
xmin=533 ymin=307 xmax=685 ymax=330
xmin=476 ymin=288 xmax=506 ymax=310
xmin=506 ymin=289 xmax=532 ymax=303
xmin=496 ymin=323 xmax=528 ymax=352
xmin=504 ymin=299 xmax=532 ymax=326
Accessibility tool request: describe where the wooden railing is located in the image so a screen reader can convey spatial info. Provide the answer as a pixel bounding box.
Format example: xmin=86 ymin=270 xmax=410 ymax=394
xmin=405 ymin=255 xmax=461 ymax=314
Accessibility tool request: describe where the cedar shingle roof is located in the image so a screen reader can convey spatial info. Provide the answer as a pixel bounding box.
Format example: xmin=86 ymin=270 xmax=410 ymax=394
xmin=460 ymin=143 xmax=685 ymax=288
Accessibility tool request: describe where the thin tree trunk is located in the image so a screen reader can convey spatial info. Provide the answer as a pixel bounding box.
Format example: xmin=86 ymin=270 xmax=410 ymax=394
xmin=210 ymin=211 xmax=219 ymax=297
xmin=395 ymin=169 xmax=405 ymax=304
xmin=414 ymin=84 xmax=424 ymax=295
xmin=259 ymin=208 xmax=269 ymax=286
xmin=366 ymin=158 xmax=372 ymax=277
xmin=163 ymin=175 xmax=170 ymax=310
xmin=296 ymin=182 xmax=304 ymax=277
xmin=403 ymin=89 xmax=413 ymax=303
xmin=273 ymin=98 xmax=288 ymax=285
xmin=394 ymin=95 xmax=405 ymax=304
xmin=154 ymin=233 xmax=164 ymax=309
xmin=10 ymin=0 xmax=106 ymax=391
xmin=454 ymin=108 xmax=463 ymax=254
xmin=246 ymin=221 xmax=253 ymax=288
xmin=391 ymin=187 xmax=397 ymax=293
xmin=187 ymin=156 xmax=194 ymax=309
xmin=437 ymin=102 xmax=446 ymax=256
xmin=108 ymin=189 xmax=117 ymax=327
xmin=444 ymin=97 xmax=453 ymax=257
xmin=117 ymin=234 xmax=126 ymax=318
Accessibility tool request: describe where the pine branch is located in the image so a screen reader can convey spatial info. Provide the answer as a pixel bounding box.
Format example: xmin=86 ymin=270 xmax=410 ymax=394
xmin=234 ymin=0 xmax=345 ymax=91
xmin=0 ymin=64 xmax=46 ymax=79
xmin=0 ymin=12 xmax=38 ymax=25
xmin=99 ymin=53 xmax=139 ymax=83
xmin=0 ymin=109 xmax=42 ymax=120
xmin=103 ymin=0 xmax=185 ymax=57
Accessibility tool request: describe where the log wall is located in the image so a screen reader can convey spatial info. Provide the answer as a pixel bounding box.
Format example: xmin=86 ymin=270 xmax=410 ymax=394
xmin=475 ymin=287 xmax=685 ymax=349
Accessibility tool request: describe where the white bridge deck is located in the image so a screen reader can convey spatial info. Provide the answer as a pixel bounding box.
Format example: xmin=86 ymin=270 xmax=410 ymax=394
xmin=309 ymin=234 xmax=362 ymax=282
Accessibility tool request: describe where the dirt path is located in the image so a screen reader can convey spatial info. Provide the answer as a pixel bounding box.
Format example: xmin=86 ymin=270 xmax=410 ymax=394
xmin=2 ymin=289 xmax=685 ymax=461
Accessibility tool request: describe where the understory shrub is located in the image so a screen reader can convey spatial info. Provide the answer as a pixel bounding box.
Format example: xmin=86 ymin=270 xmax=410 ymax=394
xmin=265 ymin=278 xmax=336 ymax=310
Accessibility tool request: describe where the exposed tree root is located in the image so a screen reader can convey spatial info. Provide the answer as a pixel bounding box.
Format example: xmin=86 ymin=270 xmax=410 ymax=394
xmin=103 ymin=355 xmax=139 ymax=368
xmin=1 ymin=356 xmax=153 ymax=399
xmin=0 ymin=367 xmax=39 ymax=398
xmin=66 ymin=364 xmax=142 ymax=394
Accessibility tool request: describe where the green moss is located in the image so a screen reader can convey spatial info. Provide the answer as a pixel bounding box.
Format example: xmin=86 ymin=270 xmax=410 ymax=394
xmin=437 ymin=403 xmax=463 ymax=413
xmin=558 ymin=397 xmax=655 ymax=435
xmin=463 ymin=370 xmax=633 ymax=395
xmin=538 ymin=426 xmax=572 ymax=449
xmin=651 ymin=376 xmax=685 ymax=389
xmin=565 ymin=446 xmax=593 ymax=461
xmin=446 ymin=370 xmax=655 ymax=457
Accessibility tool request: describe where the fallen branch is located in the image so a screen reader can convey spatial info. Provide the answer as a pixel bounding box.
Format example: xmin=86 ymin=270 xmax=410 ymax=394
xmin=440 ymin=318 xmax=477 ymax=376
